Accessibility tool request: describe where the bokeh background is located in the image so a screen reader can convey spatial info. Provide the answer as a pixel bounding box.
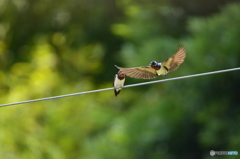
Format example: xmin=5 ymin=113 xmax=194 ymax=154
xmin=0 ymin=0 xmax=240 ymax=158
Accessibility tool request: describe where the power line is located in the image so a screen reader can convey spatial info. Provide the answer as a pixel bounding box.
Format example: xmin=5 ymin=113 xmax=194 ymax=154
xmin=0 ymin=67 xmax=239 ymax=108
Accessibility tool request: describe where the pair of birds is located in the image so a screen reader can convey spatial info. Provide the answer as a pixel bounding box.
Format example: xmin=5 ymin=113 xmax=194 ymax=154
xmin=114 ymin=46 xmax=186 ymax=96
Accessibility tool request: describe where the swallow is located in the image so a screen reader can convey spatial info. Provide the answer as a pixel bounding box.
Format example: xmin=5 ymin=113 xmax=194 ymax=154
xmin=115 ymin=46 xmax=186 ymax=79
xmin=113 ymin=71 xmax=126 ymax=96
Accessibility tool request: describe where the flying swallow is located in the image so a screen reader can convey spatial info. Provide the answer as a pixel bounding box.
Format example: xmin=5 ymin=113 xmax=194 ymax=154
xmin=115 ymin=46 xmax=186 ymax=79
xmin=113 ymin=71 xmax=126 ymax=96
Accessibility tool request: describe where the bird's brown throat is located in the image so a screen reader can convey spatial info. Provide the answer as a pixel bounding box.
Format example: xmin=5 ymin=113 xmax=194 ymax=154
xmin=150 ymin=65 xmax=161 ymax=70
xmin=117 ymin=73 xmax=125 ymax=79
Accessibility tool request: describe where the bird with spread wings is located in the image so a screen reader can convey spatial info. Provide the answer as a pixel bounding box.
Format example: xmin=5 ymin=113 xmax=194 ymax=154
xmin=115 ymin=46 xmax=186 ymax=79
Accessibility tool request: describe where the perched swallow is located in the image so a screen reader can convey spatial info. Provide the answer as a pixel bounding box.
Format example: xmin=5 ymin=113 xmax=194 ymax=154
xmin=113 ymin=71 xmax=126 ymax=96
xmin=115 ymin=46 xmax=186 ymax=79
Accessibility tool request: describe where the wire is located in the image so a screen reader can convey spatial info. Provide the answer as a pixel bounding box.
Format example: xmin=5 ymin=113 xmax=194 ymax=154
xmin=0 ymin=67 xmax=240 ymax=107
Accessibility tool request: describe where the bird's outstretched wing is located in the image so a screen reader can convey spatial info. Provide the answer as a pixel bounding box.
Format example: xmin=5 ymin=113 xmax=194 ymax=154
xmin=161 ymin=46 xmax=186 ymax=72
xmin=115 ymin=65 xmax=158 ymax=79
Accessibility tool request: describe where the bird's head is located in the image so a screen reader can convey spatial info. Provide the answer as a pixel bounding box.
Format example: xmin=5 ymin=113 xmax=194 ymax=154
xmin=117 ymin=71 xmax=125 ymax=78
xmin=150 ymin=61 xmax=161 ymax=69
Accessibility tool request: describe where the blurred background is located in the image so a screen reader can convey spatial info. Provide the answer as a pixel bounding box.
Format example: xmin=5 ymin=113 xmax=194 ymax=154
xmin=0 ymin=0 xmax=240 ymax=158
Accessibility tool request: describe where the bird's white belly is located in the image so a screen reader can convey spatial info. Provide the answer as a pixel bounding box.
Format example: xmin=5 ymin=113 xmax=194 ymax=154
xmin=114 ymin=78 xmax=125 ymax=91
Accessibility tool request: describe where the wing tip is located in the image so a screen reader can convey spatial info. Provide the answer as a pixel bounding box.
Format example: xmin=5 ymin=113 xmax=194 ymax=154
xmin=115 ymin=65 xmax=122 ymax=69
xmin=178 ymin=45 xmax=185 ymax=50
xmin=178 ymin=44 xmax=184 ymax=47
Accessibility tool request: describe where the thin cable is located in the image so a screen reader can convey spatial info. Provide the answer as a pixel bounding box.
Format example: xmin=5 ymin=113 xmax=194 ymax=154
xmin=0 ymin=67 xmax=239 ymax=107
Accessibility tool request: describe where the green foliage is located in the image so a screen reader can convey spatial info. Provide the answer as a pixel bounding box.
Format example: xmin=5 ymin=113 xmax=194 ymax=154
xmin=0 ymin=0 xmax=239 ymax=159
